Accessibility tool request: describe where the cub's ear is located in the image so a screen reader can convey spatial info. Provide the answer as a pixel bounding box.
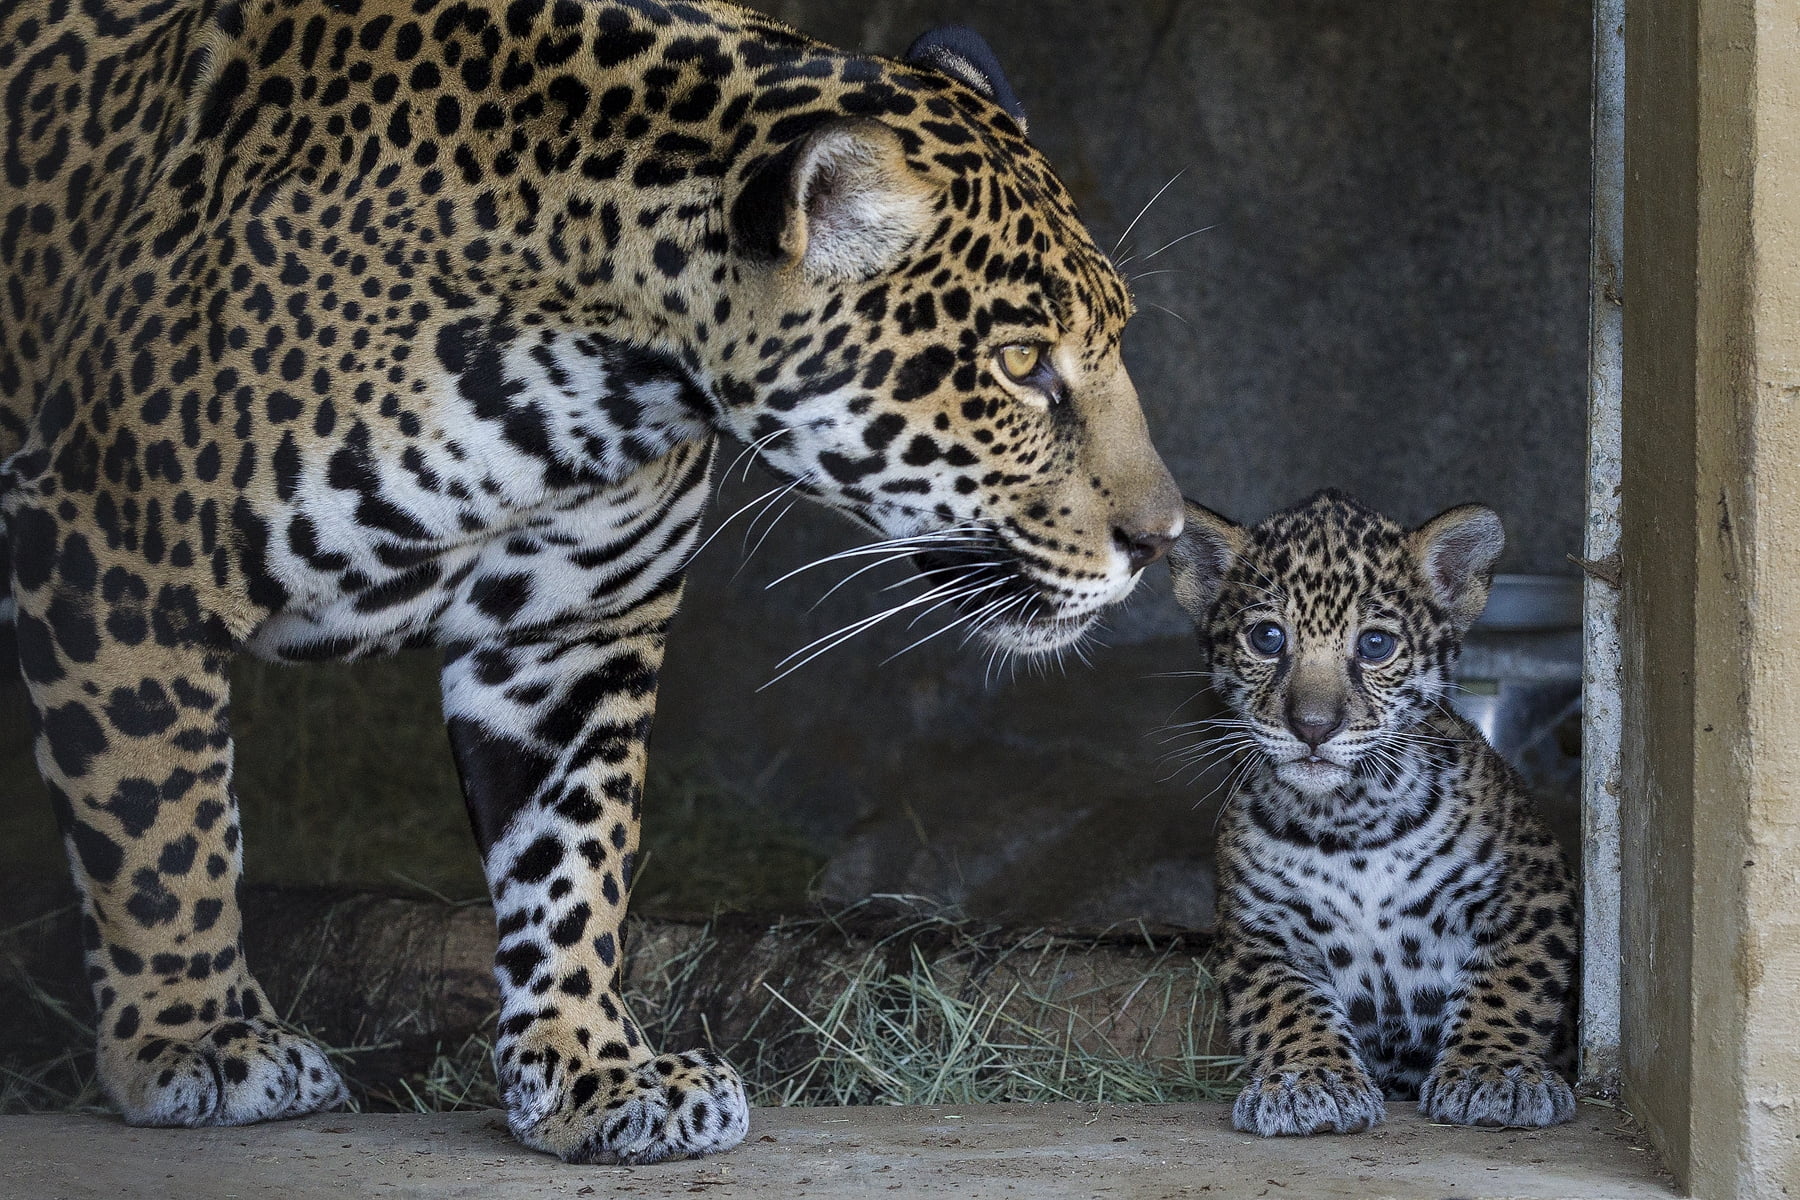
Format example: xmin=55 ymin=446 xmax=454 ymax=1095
xmin=731 ymin=117 xmax=940 ymax=283
xmin=904 ymin=26 xmax=1029 ymax=134
xmin=1167 ymin=500 xmax=1245 ymax=622
xmin=1411 ymin=504 xmax=1505 ymax=631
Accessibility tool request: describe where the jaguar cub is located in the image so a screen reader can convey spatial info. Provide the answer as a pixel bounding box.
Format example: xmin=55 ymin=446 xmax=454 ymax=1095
xmin=1168 ymin=490 xmax=1578 ymax=1136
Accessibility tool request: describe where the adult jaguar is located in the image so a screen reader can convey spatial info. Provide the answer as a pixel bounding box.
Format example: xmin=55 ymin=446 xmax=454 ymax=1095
xmin=0 ymin=0 xmax=1182 ymax=1165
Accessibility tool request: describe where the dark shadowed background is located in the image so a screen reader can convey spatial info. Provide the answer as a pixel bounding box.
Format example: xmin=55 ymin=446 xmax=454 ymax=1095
xmin=1 ymin=0 xmax=1591 ymax=931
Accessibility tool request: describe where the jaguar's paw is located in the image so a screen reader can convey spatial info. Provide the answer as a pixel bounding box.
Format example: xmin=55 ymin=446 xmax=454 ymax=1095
xmin=104 ymin=1019 xmax=347 ymax=1127
xmin=1420 ymin=1059 xmax=1576 ymax=1128
xmin=1232 ymin=1065 xmax=1387 ymax=1137
xmin=507 ymin=1047 xmax=750 ymax=1164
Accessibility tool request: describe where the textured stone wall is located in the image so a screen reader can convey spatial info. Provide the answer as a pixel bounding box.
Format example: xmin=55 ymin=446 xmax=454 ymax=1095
xmin=0 ymin=0 xmax=1593 ymax=932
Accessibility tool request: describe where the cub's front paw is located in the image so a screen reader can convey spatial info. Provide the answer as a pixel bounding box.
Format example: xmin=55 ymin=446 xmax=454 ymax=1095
xmin=104 ymin=1019 xmax=347 ymax=1127
xmin=1419 ymin=1059 xmax=1575 ymax=1128
xmin=507 ymin=1048 xmax=751 ymax=1164
xmin=1232 ymin=1065 xmax=1386 ymax=1136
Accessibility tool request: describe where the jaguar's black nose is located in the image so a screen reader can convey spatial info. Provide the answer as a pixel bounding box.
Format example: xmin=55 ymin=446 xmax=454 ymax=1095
xmin=1114 ymin=524 xmax=1177 ymax=573
xmin=1286 ymin=701 xmax=1348 ymax=751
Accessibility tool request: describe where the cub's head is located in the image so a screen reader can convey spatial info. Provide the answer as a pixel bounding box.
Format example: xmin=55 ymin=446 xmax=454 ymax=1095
xmin=701 ymin=27 xmax=1181 ymax=656
xmin=1167 ymin=490 xmax=1503 ymax=795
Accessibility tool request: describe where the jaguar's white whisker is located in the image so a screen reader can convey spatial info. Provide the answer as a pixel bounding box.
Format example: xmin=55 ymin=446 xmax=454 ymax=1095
xmin=1152 ymin=719 xmax=1252 ymax=744
xmin=1157 ymin=734 xmax=1256 ymax=774
xmin=961 ymin=591 xmax=1025 ymax=640
xmin=883 ymin=581 xmax=1014 ymax=663
xmin=1153 ymin=713 xmax=1254 ymax=738
xmin=1159 ymin=724 xmax=1257 ymax=757
xmin=1244 ymin=561 xmax=1284 ymax=598
xmin=761 ymin=576 xmax=996 ymax=689
xmin=805 ymin=550 xmax=986 ymax=611
xmin=1386 ymin=725 xmax=1468 ymax=747
xmin=879 ymin=558 xmax=1006 ymax=593
xmin=683 ymin=480 xmax=799 ymax=567
xmin=1142 ymin=301 xmax=1192 ymax=329
xmin=963 ymin=590 xmax=1035 ymax=650
xmin=1069 ymin=637 xmax=1094 ymax=671
xmin=738 ymin=498 xmax=797 ymax=568
xmin=810 ymin=550 xmax=921 ymax=604
xmin=733 ymin=484 xmax=802 ymax=575
xmin=1159 ymin=733 xmax=1254 ymax=787
xmin=1219 ymin=596 xmax=1281 ymax=623
xmin=1218 ymin=759 xmax=1263 ymax=796
xmin=1111 ymin=168 xmax=1186 ymax=259
xmin=1167 ymin=713 xmax=1254 ymax=729
xmin=723 ymin=427 xmax=792 ymax=484
xmin=1197 ymin=749 xmax=1263 ymax=820
xmin=1137 ymin=223 xmax=1219 ymax=263
xmin=903 ymin=577 xmax=1009 ymax=631
xmin=763 ymin=524 xmax=988 ymax=589
xmin=1124 ymin=267 xmax=1193 ymax=285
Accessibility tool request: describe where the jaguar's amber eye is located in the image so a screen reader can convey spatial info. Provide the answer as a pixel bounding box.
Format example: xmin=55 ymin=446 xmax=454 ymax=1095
xmin=996 ymin=343 xmax=1045 ymax=382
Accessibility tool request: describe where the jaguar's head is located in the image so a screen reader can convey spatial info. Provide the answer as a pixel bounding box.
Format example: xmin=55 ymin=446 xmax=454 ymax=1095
xmin=701 ymin=29 xmax=1182 ymax=656
xmin=1167 ymin=490 xmax=1503 ymax=796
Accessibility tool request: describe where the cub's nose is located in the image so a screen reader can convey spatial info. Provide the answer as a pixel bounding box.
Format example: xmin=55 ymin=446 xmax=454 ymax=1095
xmin=1286 ymin=701 xmax=1347 ymax=750
xmin=1113 ymin=522 xmax=1179 ymax=573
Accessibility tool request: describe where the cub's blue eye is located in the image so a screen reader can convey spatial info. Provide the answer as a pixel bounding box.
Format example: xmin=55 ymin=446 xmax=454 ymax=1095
xmin=1357 ymin=629 xmax=1398 ymax=663
xmin=1247 ymin=620 xmax=1286 ymax=656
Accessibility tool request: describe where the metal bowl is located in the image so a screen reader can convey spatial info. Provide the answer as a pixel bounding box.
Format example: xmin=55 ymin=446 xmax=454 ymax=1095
xmin=1475 ymin=573 xmax=1583 ymax=632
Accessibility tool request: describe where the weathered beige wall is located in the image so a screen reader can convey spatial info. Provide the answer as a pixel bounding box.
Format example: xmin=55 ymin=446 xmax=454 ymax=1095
xmin=1621 ymin=0 xmax=1800 ymax=1193
xmin=1715 ymin=0 xmax=1800 ymax=1186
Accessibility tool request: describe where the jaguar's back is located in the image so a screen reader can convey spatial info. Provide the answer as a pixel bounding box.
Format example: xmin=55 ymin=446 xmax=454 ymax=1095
xmin=0 ymin=0 xmax=209 ymax=460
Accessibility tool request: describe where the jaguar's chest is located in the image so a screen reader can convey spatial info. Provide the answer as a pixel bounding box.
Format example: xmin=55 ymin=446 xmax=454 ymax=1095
xmin=1229 ymin=795 xmax=1503 ymax=1095
xmin=1309 ymin=857 xmax=1478 ymax=1094
xmin=225 ymin=323 xmax=721 ymax=659
xmin=242 ymin=435 xmax=715 ymax=660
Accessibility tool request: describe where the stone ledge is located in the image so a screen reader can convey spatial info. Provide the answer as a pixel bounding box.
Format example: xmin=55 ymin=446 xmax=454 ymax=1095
xmin=0 ymin=1103 xmax=1673 ymax=1200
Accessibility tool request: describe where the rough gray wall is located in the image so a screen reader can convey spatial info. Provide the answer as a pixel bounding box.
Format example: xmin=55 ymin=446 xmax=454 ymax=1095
xmin=0 ymin=0 xmax=1592 ymax=931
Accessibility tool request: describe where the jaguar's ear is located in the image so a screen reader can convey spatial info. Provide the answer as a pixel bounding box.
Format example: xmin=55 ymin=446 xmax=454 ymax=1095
xmin=1168 ymin=500 xmax=1245 ymax=623
xmin=1411 ymin=504 xmax=1505 ymax=632
xmin=904 ymin=26 xmax=1028 ymax=134
xmin=731 ymin=118 xmax=939 ymax=283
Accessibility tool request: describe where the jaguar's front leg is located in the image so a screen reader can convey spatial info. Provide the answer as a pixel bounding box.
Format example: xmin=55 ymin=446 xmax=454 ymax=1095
xmin=442 ymin=621 xmax=749 ymax=1165
xmin=1221 ymin=935 xmax=1386 ymax=1137
xmin=12 ymin=546 xmax=345 ymax=1126
xmin=1419 ymin=888 xmax=1578 ymax=1129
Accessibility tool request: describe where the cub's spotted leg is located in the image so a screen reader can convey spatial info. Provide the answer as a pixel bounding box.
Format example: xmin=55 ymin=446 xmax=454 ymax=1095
xmin=10 ymin=539 xmax=345 ymax=1125
xmin=1221 ymin=940 xmax=1386 ymax=1136
xmin=1420 ymin=892 xmax=1578 ymax=1128
xmin=443 ymin=623 xmax=749 ymax=1164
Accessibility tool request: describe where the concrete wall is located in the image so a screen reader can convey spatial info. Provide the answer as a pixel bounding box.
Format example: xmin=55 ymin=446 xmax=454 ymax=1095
xmin=1620 ymin=0 xmax=1800 ymax=1192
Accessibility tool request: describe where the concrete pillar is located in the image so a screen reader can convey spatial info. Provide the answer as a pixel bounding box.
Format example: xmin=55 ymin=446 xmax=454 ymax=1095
xmin=1621 ymin=0 xmax=1800 ymax=1193
xmin=1582 ymin=0 xmax=1624 ymax=1093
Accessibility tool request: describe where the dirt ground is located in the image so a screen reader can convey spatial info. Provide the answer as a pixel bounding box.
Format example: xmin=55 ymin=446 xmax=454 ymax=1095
xmin=0 ymin=1102 xmax=1674 ymax=1200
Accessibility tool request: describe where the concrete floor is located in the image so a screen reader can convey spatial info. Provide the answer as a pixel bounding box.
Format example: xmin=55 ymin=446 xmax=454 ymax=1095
xmin=0 ymin=1103 xmax=1674 ymax=1200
